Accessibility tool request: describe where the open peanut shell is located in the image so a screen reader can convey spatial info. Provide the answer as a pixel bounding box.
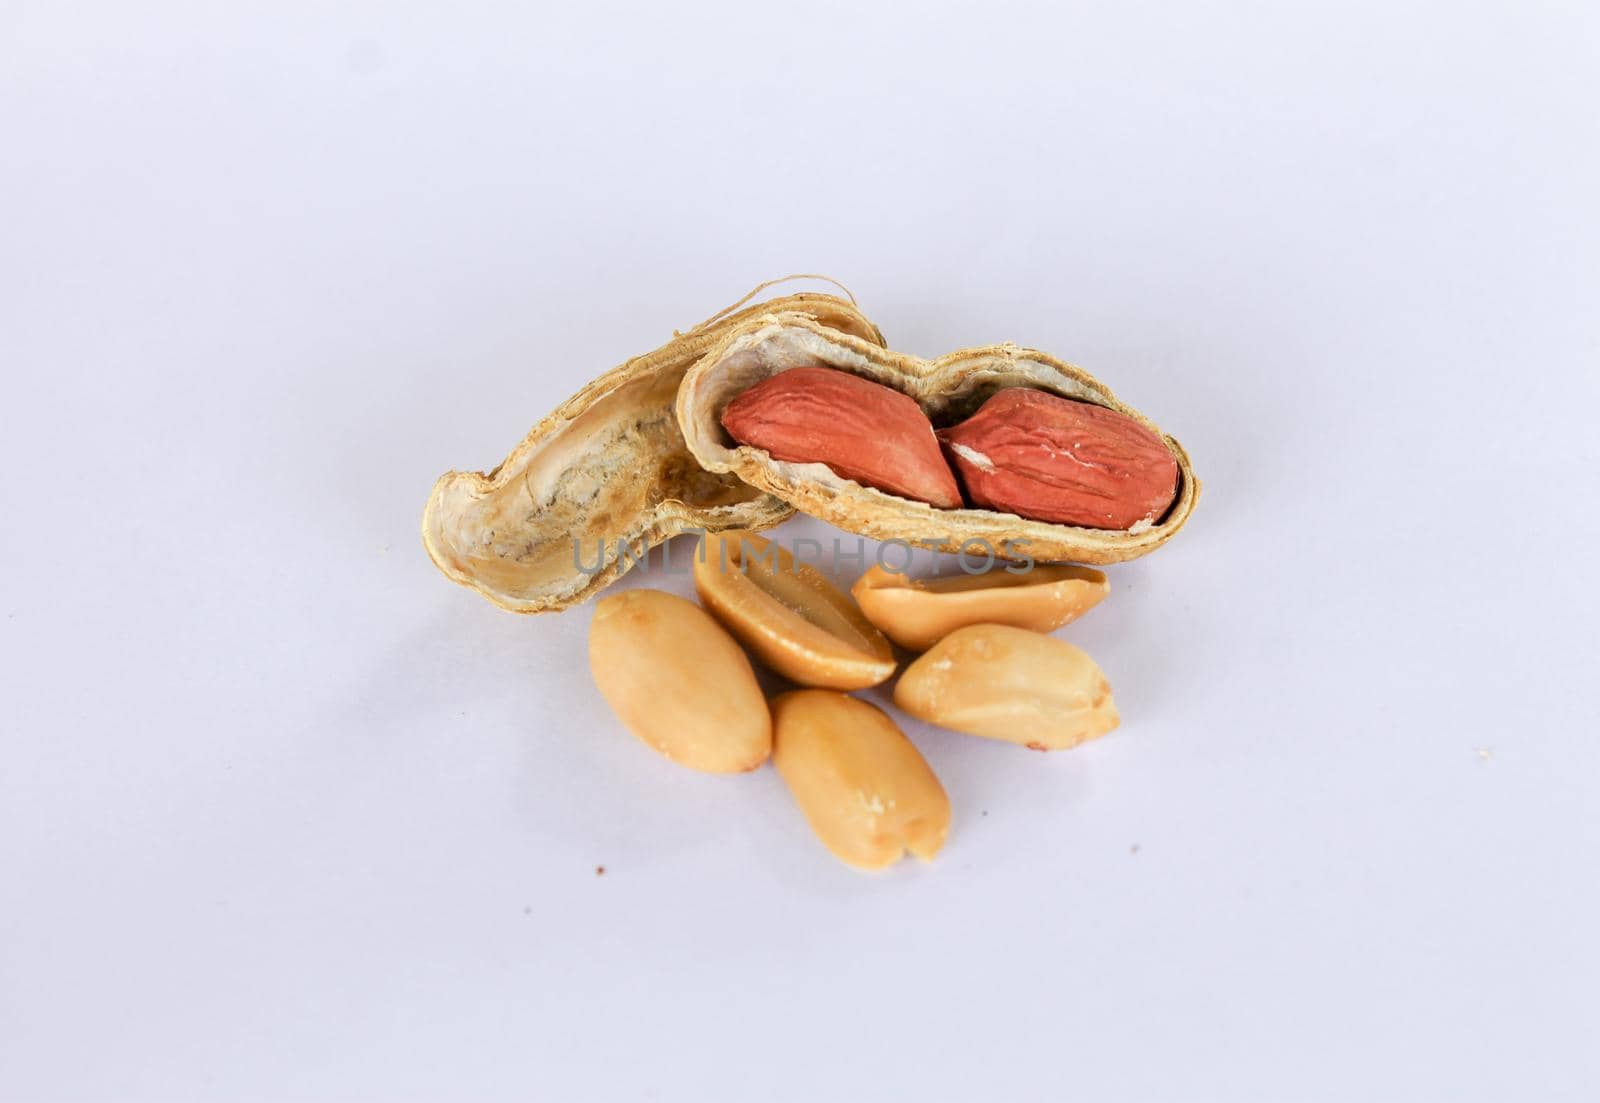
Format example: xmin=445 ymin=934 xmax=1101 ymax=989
xmin=677 ymin=315 xmax=1199 ymax=565
xmin=423 ymin=293 xmax=885 ymax=612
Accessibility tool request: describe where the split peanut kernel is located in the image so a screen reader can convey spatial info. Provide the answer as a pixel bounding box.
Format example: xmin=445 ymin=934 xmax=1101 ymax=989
xmin=894 ymin=624 xmax=1119 ymax=750
xmin=771 ymin=690 xmax=951 ymax=871
xmin=588 ymin=589 xmax=771 ymax=773
xmin=850 ymin=563 xmax=1109 ymax=652
xmin=694 ymin=531 xmax=895 ymax=690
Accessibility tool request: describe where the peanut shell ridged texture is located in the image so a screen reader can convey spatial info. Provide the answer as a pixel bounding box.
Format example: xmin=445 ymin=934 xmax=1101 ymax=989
xmin=850 ymin=563 xmax=1109 ymax=652
xmin=694 ymin=531 xmax=895 ymax=690
xmin=771 ymin=690 xmax=951 ymax=871
xmin=588 ymin=590 xmax=771 ymax=773
xmin=677 ymin=316 xmax=1198 ymax=566
xmin=894 ymin=624 xmax=1119 ymax=751
xmin=939 ymin=388 xmax=1178 ymax=529
xmin=423 ymin=295 xmax=885 ymax=613
xmin=720 ymin=367 xmax=963 ymax=508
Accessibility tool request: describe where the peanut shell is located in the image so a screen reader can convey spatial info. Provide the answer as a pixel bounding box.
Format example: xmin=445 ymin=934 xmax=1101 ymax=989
xmin=422 ymin=293 xmax=884 ymax=612
xmin=677 ymin=315 xmax=1198 ymax=565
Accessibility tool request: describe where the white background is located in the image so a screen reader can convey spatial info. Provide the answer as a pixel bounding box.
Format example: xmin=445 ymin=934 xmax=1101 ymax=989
xmin=3 ymin=2 xmax=1597 ymax=1100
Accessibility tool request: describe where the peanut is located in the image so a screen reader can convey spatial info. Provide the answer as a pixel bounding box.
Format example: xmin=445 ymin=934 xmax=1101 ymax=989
xmin=851 ymin=563 xmax=1109 ymax=652
xmin=893 ymin=624 xmax=1118 ymax=750
xmin=588 ymin=589 xmax=771 ymax=772
xmin=938 ymin=389 xmax=1178 ymax=530
xmin=694 ymin=531 xmax=895 ymax=689
xmin=720 ymin=366 xmax=964 ymax=509
xmin=771 ymin=690 xmax=951 ymax=871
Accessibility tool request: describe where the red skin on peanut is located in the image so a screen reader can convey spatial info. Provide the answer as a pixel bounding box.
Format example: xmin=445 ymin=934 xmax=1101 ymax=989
xmin=938 ymin=389 xmax=1178 ymax=530
xmin=720 ymin=367 xmax=964 ymax=509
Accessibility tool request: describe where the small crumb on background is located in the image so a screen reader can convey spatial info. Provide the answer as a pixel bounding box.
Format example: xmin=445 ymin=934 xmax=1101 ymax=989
xmin=1475 ymin=748 xmax=1493 ymax=762
xmin=595 ymin=865 xmax=606 ymax=876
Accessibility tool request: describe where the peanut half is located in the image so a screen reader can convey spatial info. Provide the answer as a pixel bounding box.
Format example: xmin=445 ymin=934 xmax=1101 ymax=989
xmin=771 ymin=690 xmax=951 ymax=871
xmin=894 ymin=624 xmax=1119 ymax=750
xmin=694 ymin=531 xmax=896 ymax=690
xmin=588 ymin=589 xmax=771 ymax=772
xmin=719 ymin=366 xmax=964 ymax=509
xmin=851 ymin=563 xmax=1109 ymax=652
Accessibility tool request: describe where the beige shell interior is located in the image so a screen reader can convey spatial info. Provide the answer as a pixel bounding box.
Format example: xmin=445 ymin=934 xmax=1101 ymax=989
xmin=423 ymin=294 xmax=884 ymax=613
xmin=677 ymin=316 xmax=1199 ymax=565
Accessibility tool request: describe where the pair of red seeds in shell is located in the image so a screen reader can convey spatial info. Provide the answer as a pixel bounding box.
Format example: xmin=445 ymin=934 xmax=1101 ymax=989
xmin=719 ymin=366 xmax=1179 ymax=531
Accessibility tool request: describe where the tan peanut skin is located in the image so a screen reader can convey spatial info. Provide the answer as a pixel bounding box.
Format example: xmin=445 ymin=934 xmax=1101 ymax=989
xmin=850 ymin=563 xmax=1109 ymax=652
xmin=771 ymin=690 xmax=951 ymax=871
xmin=894 ymin=624 xmax=1118 ymax=750
xmin=694 ymin=531 xmax=895 ymax=690
xmin=588 ymin=589 xmax=771 ymax=773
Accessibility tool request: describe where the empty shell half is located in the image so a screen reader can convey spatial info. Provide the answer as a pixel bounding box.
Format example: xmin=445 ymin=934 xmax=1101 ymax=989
xmin=422 ymin=293 xmax=885 ymax=613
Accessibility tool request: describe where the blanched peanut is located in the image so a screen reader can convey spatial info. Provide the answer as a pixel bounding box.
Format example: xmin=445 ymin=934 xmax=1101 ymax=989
xmin=850 ymin=563 xmax=1109 ymax=651
xmin=694 ymin=531 xmax=895 ymax=690
xmin=894 ymin=624 xmax=1118 ymax=750
xmin=588 ymin=589 xmax=771 ymax=773
xmin=771 ymin=690 xmax=950 ymax=871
